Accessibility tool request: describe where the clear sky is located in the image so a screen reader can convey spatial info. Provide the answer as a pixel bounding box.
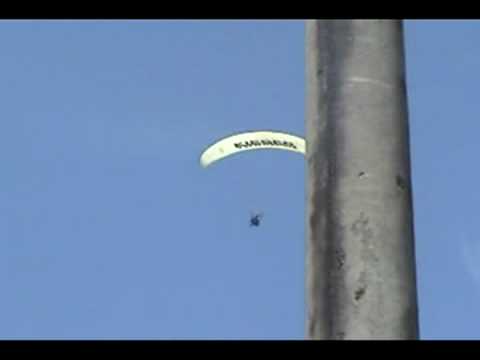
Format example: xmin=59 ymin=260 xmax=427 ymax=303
xmin=0 ymin=19 xmax=478 ymax=340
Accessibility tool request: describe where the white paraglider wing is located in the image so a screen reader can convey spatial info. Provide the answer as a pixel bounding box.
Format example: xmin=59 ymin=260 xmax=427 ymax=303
xmin=200 ymin=131 xmax=305 ymax=168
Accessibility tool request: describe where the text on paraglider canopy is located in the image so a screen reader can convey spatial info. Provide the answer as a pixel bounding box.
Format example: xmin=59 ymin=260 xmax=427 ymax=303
xmin=233 ymin=139 xmax=298 ymax=150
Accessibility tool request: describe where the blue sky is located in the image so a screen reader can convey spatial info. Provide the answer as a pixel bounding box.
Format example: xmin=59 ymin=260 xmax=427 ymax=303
xmin=0 ymin=20 xmax=478 ymax=339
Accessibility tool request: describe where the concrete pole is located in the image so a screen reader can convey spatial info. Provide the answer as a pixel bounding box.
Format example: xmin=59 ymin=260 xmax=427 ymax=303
xmin=305 ymin=20 xmax=419 ymax=339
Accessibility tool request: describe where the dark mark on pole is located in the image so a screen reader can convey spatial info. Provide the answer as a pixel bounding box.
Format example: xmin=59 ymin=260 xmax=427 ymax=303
xmin=396 ymin=174 xmax=407 ymax=190
xmin=335 ymin=249 xmax=346 ymax=269
xmin=354 ymin=286 xmax=366 ymax=301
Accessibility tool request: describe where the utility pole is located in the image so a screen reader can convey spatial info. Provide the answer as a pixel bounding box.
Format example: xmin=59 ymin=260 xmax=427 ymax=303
xmin=305 ymin=20 xmax=419 ymax=339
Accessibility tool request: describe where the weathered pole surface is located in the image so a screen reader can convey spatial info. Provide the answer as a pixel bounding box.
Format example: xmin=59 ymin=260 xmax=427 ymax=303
xmin=305 ymin=20 xmax=419 ymax=339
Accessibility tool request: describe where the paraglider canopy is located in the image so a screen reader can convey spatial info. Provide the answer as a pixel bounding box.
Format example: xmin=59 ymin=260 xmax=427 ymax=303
xmin=199 ymin=130 xmax=305 ymax=168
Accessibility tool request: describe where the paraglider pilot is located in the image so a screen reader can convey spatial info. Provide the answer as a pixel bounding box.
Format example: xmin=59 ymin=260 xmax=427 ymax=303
xmin=250 ymin=213 xmax=263 ymax=227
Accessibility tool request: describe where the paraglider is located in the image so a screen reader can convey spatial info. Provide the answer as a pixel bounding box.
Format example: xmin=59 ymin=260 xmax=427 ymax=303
xmin=199 ymin=130 xmax=305 ymax=168
xmin=200 ymin=130 xmax=305 ymax=227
